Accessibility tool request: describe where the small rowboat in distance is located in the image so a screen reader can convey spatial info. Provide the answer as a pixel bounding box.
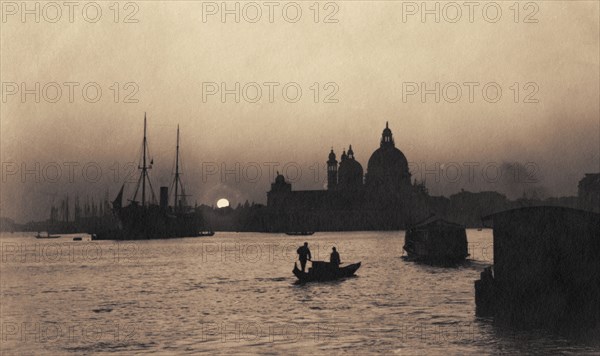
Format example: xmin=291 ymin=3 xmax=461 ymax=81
xmin=285 ymin=231 xmax=315 ymax=236
xmin=34 ymin=232 xmax=61 ymax=239
xmin=293 ymin=261 xmax=361 ymax=283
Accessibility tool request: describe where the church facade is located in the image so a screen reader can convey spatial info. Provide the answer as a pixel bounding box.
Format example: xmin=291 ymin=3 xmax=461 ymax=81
xmin=266 ymin=123 xmax=428 ymax=231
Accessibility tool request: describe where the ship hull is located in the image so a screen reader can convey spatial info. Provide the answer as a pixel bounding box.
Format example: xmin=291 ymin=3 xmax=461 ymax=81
xmin=92 ymin=205 xmax=205 ymax=240
xmin=293 ymin=261 xmax=361 ymax=283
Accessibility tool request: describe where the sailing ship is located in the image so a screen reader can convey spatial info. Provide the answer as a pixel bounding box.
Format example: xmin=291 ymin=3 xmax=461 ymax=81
xmin=92 ymin=115 xmax=204 ymax=240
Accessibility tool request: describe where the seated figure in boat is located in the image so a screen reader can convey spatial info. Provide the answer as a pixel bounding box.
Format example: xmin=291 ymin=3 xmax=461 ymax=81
xmin=330 ymin=247 xmax=341 ymax=266
xmin=297 ymin=242 xmax=312 ymax=272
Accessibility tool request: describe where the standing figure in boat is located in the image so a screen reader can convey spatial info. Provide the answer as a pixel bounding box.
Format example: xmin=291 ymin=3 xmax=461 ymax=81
xmin=296 ymin=242 xmax=312 ymax=272
xmin=330 ymin=247 xmax=341 ymax=266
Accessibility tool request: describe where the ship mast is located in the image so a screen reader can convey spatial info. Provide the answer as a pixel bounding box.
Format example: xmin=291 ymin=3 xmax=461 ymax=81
xmin=170 ymin=124 xmax=188 ymax=211
xmin=174 ymin=125 xmax=180 ymax=209
xmin=132 ymin=113 xmax=156 ymax=206
xmin=142 ymin=114 xmax=147 ymax=206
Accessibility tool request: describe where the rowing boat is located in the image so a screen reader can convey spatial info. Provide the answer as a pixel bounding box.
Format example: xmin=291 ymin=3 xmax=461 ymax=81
xmin=293 ymin=261 xmax=361 ymax=283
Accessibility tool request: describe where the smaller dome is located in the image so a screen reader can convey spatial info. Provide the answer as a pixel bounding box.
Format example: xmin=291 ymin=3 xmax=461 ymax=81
xmin=338 ymin=155 xmax=364 ymax=189
xmin=341 ymin=149 xmax=348 ymax=161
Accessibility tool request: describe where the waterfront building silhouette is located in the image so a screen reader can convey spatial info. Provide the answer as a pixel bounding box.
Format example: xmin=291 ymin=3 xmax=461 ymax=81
xmin=266 ymin=122 xmax=428 ymax=231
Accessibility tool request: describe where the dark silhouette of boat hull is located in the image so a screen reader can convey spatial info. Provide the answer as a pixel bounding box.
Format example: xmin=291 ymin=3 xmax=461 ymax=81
xmin=34 ymin=233 xmax=61 ymax=239
xmin=403 ymin=218 xmax=469 ymax=264
xmin=293 ymin=261 xmax=361 ymax=283
xmin=285 ymin=231 xmax=315 ymax=236
xmin=92 ymin=202 xmax=202 ymax=240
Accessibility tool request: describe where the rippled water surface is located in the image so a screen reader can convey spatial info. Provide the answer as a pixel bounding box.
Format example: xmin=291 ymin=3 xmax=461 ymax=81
xmin=2 ymin=230 xmax=599 ymax=354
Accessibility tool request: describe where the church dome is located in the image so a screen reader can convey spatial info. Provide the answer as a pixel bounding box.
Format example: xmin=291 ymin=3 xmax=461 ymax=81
xmin=366 ymin=122 xmax=411 ymax=188
xmin=338 ymin=145 xmax=363 ymax=189
xmin=367 ymin=147 xmax=409 ymax=181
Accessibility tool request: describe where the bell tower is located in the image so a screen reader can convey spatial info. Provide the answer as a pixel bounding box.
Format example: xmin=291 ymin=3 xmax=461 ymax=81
xmin=327 ymin=148 xmax=338 ymax=190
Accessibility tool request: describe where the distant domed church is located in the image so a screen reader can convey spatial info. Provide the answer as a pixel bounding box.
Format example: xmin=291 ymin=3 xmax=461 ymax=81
xmin=366 ymin=122 xmax=412 ymax=189
xmin=267 ymin=122 xmax=426 ymax=231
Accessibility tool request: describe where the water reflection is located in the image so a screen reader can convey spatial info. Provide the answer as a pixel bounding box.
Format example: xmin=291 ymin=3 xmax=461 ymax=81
xmin=1 ymin=230 xmax=597 ymax=354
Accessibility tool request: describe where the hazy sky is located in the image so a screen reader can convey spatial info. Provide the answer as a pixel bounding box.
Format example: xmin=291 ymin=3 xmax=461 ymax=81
xmin=1 ymin=1 xmax=599 ymax=221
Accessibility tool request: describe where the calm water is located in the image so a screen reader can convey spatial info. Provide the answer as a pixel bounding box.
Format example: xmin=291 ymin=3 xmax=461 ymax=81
xmin=1 ymin=230 xmax=599 ymax=355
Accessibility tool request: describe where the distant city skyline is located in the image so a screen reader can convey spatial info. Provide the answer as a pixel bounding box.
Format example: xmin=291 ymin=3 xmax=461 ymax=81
xmin=1 ymin=1 xmax=599 ymax=222
xmin=1 ymin=118 xmax=596 ymax=223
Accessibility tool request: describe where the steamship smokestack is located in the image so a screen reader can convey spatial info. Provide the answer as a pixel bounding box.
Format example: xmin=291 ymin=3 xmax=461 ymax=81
xmin=160 ymin=187 xmax=169 ymax=209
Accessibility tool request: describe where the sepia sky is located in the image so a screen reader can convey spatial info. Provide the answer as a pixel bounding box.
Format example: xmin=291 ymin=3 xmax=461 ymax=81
xmin=1 ymin=1 xmax=599 ymax=221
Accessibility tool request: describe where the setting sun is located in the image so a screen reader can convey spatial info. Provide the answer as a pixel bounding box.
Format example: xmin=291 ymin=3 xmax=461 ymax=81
xmin=216 ymin=198 xmax=230 ymax=208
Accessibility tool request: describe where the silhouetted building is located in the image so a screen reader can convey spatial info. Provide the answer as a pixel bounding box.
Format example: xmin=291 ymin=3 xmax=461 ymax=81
xmin=267 ymin=122 xmax=427 ymax=231
xmin=475 ymin=206 xmax=600 ymax=329
xmin=578 ymin=173 xmax=600 ymax=212
xmin=447 ymin=190 xmax=509 ymax=227
xmin=337 ymin=146 xmax=364 ymax=191
xmin=0 ymin=217 xmax=18 ymax=232
xmin=365 ymin=122 xmax=411 ymax=191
